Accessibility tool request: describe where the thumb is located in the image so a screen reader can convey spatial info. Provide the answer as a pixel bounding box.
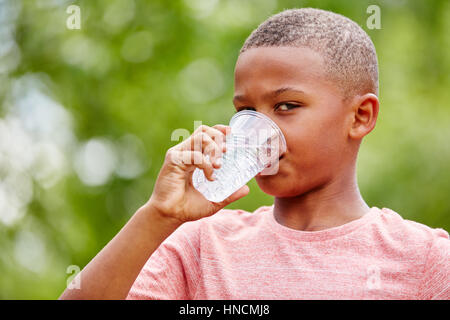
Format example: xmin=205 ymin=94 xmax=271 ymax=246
xmin=213 ymin=185 xmax=250 ymax=209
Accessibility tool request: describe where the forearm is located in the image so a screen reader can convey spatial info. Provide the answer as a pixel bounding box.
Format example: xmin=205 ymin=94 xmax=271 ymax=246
xmin=59 ymin=203 xmax=182 ymax=300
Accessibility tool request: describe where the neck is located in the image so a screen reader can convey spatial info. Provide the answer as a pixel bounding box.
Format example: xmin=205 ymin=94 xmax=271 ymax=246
xmin=273 ymin=167 xmax=370 ymax=232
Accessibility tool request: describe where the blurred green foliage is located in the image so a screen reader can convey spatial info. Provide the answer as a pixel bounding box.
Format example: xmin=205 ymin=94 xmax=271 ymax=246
xmin=0 ymin=0 xmax=449 ymax=299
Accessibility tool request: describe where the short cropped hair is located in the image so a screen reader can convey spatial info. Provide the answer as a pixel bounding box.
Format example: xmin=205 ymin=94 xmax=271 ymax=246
xmin=240 ymin=8 xmax=379 ymax=98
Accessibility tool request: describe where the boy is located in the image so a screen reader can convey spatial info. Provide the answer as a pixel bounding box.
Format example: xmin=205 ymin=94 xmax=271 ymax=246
xmin=60 ymin=8 xmax=449 ymax=300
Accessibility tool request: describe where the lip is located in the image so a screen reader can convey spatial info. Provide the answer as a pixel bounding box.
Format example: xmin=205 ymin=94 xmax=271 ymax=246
xmin=256 ymin=155 xmax=284 ymax=176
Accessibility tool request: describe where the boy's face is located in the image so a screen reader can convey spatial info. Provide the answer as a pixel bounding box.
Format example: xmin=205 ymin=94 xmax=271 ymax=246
xmin=233 ymin=46 xmax=357 ymax=197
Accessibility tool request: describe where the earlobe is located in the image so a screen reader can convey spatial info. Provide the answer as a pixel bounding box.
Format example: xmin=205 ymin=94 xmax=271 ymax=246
xmin=349 ymin=93 xmax=379 ymax=140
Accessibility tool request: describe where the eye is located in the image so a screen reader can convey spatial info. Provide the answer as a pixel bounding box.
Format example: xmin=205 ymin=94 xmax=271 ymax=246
xmin=275 ymin=103 xmax=299 ymax=111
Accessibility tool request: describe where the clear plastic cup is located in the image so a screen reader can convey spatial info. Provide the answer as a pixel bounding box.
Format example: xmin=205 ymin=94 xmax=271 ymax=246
xmin=192 ymin=110 xmax=287 ymax=202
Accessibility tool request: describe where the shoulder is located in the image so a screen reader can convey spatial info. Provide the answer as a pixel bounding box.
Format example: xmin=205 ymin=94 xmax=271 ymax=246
xmin=374 ymin=207 xmax=449 ymax=244
xmin=371 ymin=207 xmax=449 ymax=262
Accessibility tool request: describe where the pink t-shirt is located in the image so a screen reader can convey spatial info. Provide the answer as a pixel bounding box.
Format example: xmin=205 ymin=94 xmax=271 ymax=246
xmin=126 ymin=206 xmax=449 ymax=300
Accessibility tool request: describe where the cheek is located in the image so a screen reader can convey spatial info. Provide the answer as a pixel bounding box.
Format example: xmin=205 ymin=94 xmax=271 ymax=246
xmin=286 ymin=119 xmax=345 ymax=166
xmin=254 ymin=114 xmax=348 ymax=197
xmin=255 ymin=135 xmax=341 ymax=197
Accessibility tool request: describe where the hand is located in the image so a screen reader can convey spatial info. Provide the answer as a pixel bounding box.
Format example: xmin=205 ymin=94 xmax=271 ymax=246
xmin=146 ymin=124 xmax=250 ymax=224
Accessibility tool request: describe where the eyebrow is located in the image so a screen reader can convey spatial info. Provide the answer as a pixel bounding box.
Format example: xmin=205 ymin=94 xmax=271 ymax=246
xmin=233 ymin=86 xmax=305 ymax=103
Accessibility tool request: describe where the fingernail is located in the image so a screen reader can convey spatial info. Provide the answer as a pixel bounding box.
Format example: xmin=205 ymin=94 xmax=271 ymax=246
xmin=215 ymin=158 xmax=222 ymax=166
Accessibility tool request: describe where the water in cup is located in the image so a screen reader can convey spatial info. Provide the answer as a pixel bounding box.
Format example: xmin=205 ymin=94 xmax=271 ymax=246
xmin=192 ymin=110 xmax=286 ymax=203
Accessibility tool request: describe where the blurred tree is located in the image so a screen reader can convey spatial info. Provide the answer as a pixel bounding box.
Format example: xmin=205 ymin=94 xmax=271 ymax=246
xmin=0 ymin=0 xmax=448 ymax=298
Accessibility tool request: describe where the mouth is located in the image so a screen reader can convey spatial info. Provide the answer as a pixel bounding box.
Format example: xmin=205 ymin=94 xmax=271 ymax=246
xmin=257 ymin=155 xmax=283 ymax=177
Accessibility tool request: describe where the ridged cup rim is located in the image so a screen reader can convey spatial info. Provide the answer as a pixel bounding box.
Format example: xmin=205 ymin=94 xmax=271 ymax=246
xmin=229 ymin=110 xmax=287 ymax=154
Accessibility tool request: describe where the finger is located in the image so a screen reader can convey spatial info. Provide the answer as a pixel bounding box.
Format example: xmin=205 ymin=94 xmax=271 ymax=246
xmin=211 ymin=125 xmax=231 ymax=153
xmin=194 ymin=125 xmax=228 ymax=151
xmin=186 ymin=132 xmax=223 ymax=167
xmin=212 ymin=124 xmax=232 ymax=137
xmin=214 ymin=185 xmax=250 ymax=208
xmin=205 ymin=143 xmax=223 ymax=168
xmin=170 ymin=150 xmax=216 ymax=181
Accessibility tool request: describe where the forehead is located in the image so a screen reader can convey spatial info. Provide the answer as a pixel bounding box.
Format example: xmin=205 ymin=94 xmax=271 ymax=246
xmin=234 ymin=46 xmax=329 ymax=91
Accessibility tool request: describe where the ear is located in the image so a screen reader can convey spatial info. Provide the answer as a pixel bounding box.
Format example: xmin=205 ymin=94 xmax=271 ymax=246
xmin=349 ymin=93 xmax=379 ymax=140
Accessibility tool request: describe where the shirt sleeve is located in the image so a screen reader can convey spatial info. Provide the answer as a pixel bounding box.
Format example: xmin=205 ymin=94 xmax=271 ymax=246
xmin=126 ymin=220 xmax=201 ymax=300
xmin=417 ymin=228 xmax=450 ymax=300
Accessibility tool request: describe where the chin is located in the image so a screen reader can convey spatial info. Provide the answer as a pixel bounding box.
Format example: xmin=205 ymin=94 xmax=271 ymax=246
xmin=255 ymin=169 xmax=320 ymax=198
xmin=254 ymin=174 xmax=297 ymax=197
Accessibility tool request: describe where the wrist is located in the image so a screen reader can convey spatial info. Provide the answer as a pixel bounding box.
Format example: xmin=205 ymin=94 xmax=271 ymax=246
xmin=140 ymin=200 xmax=184 ymax=229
